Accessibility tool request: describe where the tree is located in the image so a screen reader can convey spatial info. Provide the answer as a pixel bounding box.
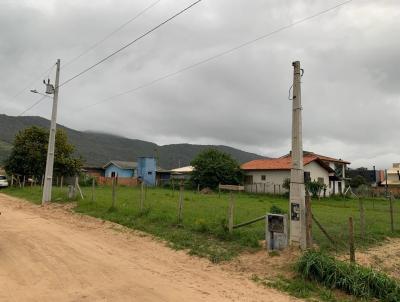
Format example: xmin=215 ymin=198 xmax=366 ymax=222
xmin=190 ymin=148 xmax=243 ymax=189
xmin=306 ymin=180 xmax=327 ymax=198
xmin=5 ymin=126 xmax=82 ymax=178
xmin=350 ymin=175 xmax=367 ymax=188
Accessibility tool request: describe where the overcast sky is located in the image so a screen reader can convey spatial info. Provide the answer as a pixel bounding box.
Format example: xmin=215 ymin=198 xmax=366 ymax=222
xmin=0 ymin=0 xmax=399 ymax=169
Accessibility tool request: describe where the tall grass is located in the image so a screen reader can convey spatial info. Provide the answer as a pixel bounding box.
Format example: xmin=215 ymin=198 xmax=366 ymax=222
xmin=297 ymin=250 xmax=400 ymax=301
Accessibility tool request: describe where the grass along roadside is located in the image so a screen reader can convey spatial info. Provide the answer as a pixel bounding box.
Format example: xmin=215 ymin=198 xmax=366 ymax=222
xmin=2 ymin=185 xmax=400 ymax=262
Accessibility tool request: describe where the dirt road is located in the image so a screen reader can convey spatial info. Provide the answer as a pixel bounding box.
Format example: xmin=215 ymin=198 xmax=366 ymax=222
xmin=0 ymin=194 xmax=296 ymax=302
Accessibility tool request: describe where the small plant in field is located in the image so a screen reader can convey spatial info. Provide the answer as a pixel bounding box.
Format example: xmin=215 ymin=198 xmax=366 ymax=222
xmin=270 ymin=205 xmax=286 ymax=214
xmin=268 ymin=250 xmax=280 ymax=257
xmin=193 ymin=219 xmax=210 ymax=233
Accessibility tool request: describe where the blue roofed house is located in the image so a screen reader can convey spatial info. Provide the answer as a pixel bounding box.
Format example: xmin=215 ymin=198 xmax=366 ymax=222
xmin=137 ymin=157 xmax=156 ymax=186
xmin=103 ymin=160 xmax=137 ymax=178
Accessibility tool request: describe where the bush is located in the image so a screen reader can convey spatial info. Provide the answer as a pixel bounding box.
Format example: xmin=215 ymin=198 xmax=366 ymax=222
xmin=297 ymin=250 xmax=400 ymax=301
xmin=270 ymin=205 xmax=286 ymax=214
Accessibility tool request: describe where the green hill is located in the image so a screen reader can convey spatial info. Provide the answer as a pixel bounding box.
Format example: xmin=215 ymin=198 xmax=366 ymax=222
xmin=0 ymin=114 xmax=265 ymax=169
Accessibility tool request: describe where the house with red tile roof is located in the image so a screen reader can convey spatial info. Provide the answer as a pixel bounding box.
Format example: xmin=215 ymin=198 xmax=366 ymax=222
xmin=241 ymin=152 xmax=350 ymax=196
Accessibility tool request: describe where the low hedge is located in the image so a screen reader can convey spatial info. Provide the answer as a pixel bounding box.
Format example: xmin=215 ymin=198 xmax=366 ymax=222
xmin=296 ymin=250 xmax=400 ymax=301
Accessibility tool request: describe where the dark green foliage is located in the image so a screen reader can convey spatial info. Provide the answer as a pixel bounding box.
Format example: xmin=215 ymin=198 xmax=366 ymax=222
xmin=297 ymin=250 xmax=400 ymax=301
xmin=350 ymin=175 xmax=367 ymax=188
xmin=4 ymin=126 xmax=82 ymax=178
xmin=306 ymin=180 xmax=327 ymax=198
xmin=282 ymin=178 xmax=290 ymax=191
xmin=270 ymin=205 xmax=286 ymax=214
xmin=190 ymin=148 xmax=243 ymax=189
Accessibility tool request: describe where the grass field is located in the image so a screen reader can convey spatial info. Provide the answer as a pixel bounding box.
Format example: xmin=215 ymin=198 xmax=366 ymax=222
xmin=2 ymin=185 xmax=400 ymax=262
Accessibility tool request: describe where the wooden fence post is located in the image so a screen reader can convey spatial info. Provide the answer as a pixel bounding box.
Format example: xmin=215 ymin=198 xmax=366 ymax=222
xmin=228 ymin=192 xmax=234 ymax=233
xmin=218 ymin=183 xmax=221 ymax=198
xmin=60 ymin=176 xmax=64 ymax=189
xmin=359 ymin=198 xmax=365 ymax=238
xmin=22 ymin=175 xmax=25 ymax=188
xmin=274 ymin=184 xmax=276 ymax=195
xmin=111 ymin=177 xmax=116 ymax=208
xmin=390 ymin=194 xmax=394 ymax=232
xmin=349 ymin=217 xmax=355 ymax=263
xmin=91 ymin=178 xmax=95 ymax=202
xmin=11 ymin=174 xmax=14 ymax=186
xmin=140 ymin=181 xmax=144 ymax=211
xmin=41 ymin=175 xmax=44 ymax=190
xmin=305 ymin=192 xmax=313 ymax=248
xmin=197 ymin=184 xmax=200 ymax=194
xmin=178 ymin=180 xmax=184 ymax=224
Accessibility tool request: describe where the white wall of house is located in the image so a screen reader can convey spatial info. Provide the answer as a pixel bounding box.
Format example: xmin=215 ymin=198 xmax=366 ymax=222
xmin=243 ymin=161 xmax=330 ymax=196
xmin=326 ymin=162 xmax=346 ymax=195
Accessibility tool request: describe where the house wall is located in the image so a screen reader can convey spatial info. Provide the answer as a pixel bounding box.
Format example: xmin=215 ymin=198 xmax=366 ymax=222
xmin=104 ymin=164 xmax=134 ymax=178
xmin=243 ymin=161 xmax=330 ymax=196
xmin=326 ymin=162 xmax=346 ymax=195
xmin=137 ymin=157 xmax=156 ymax=186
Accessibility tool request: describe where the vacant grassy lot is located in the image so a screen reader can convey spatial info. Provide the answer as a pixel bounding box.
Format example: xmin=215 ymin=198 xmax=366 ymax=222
xmin=3 ymin=185 xmax=400 ymax=262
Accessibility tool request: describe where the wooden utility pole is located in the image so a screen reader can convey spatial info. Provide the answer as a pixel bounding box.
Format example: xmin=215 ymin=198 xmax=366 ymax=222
xmin=289 ymin=61 xmax=307 ymax=249
xmin=42 ymin=59 xmax=61 ymax=204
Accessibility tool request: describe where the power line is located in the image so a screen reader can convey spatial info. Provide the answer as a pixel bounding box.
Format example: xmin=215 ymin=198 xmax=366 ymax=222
xmin=79 ymin=0 xmax=354 ymax=111
xmin=17 ymin=95 xmax=48 ymax=117
xmin=62 ymin=0 xmax=162 ymax=69
xmin=9 ymin=63 xmax=56 ymax=102
xmin=59 ymin=0 xmax=203 ymax=88
xmin=11 ymin=2 xmax=162 ymax=116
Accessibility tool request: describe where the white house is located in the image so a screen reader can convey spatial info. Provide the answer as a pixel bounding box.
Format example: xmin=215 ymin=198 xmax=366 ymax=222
xmin=382 ymin=163 xmax=400 ymax=187
xmin=241 ymin=152 xmax=350 ymax=196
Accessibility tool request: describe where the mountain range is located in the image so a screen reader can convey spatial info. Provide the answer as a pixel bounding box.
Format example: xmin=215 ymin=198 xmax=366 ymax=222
xmin=0 ymin=114 xmax=265 ymax=169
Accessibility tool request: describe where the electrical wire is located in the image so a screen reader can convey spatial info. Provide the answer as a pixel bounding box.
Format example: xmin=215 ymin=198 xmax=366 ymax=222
xmin=9 ymin=63 xmax=56 ymax=102
xmin=78 ymin=0 xmax=354 ymax=111
xmin=17 ymin=95 xmax=48 ymax=117
xmin=62 ymin=0 xmax=162 ymax=69
xmin=59 ymin=0 xmax=203 ymax=88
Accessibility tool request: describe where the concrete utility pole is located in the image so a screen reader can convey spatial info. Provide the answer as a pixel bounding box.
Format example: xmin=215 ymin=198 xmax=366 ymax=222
xmin=289 ymin=61 xmax=307 ymax=249
xmin=42 ymin=59 xmax=61 ymax=205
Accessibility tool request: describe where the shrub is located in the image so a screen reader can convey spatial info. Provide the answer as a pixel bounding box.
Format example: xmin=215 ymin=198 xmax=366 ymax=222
xmin=270 ymin=205 xmax=286 ymax=214
xmin=297 ymin=250 xmax=400 ymax=301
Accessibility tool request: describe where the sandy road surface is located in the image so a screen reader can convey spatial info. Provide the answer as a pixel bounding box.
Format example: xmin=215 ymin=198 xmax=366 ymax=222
xmin=0 ymin=194 xmax=297 ymax=302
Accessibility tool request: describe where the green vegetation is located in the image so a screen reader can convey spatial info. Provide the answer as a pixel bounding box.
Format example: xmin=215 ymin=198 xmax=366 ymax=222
xmin=0 ymin=140 xmax=12 ymax=164
xmin=297 ymin=250 xmax=400 ymax=301
xmin=190 ymin=148 xmax=243 ymax=189
xmin=253 ymin=275 xmax=361 ymax=302
xmin=3 ymin=186 xmax=400 ymax=263
xmin=4 ymin=126 xmax=82 ymax=178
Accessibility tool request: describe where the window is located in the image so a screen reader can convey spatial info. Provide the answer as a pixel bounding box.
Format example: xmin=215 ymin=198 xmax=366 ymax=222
xmin=148 ymin=171 xmax=152 ymax=175
xmin=261 ymin=175 xmax=266 ymax=181
xmin=111 ymin=172 xmax=116 ymax=178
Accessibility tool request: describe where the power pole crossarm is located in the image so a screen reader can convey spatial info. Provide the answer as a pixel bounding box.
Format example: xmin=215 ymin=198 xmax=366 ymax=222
xmin=42 ymin=59 xmax=61 ymax=205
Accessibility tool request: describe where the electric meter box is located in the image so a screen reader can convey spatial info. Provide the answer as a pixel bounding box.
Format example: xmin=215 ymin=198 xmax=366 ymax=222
xmin=266 ymin=213 xmax=288 ymax=250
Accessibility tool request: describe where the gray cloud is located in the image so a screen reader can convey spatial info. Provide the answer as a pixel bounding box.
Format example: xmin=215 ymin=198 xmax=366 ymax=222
xmin=0 ymin=0 xmax=399 ymax=169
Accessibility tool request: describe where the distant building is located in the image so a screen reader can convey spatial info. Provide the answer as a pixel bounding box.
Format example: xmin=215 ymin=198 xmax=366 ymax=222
xmin=241 ymin=152 xmax=350 ymax=196
xmin=382 ymin=163 xmax=400 ymax=187
xmin=103 ymin=160 xmax=137 ymax=178
xmin=137 ymin=157 xmax=156 ymax=186
xmin=82 ymin=166 xmax=105 ymax=178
